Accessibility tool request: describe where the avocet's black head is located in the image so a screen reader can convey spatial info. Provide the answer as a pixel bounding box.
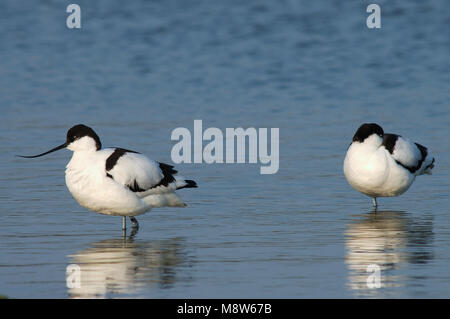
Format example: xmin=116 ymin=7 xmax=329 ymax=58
xmin=352 ymin=123 xmax=384 ymax=143
xmin=17 ymin=124 xmax=101 ymax=158
xmin=66 ymin=124 xmax=101 ymax=151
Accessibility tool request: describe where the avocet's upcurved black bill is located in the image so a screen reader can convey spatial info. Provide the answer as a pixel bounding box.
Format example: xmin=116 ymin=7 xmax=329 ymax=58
xmin=16 ymin=142 xmax=67 ymax=158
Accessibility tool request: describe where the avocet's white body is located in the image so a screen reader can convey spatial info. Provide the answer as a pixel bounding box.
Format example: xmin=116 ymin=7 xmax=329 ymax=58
xmin=19 ymin=124 xmax=197 ymax=229
xmin=343 ymin=123 xmax=434 ymax=206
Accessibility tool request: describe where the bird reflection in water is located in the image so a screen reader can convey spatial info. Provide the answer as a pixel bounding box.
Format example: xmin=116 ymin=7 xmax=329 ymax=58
xmin=67 ymin=236 xmax=190 ymax=298
xmin=345 ymin=211 xmax=433 ymax=296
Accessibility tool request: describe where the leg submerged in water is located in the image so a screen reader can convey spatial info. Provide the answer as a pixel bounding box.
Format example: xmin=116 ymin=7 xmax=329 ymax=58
xmin=372 ymin=197 xmax=378 ymax=208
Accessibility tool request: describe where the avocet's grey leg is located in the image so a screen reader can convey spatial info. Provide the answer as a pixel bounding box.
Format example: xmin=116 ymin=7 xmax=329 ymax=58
xmin=122 ymin=216 xmax=126 ymax=230
xmin=372 ymin=197 xmax=378 ymax=208
xmin=129 ymin=226 xmax=139 ymax=238
xmin=130 ymin=216 xmax=139 ymax=229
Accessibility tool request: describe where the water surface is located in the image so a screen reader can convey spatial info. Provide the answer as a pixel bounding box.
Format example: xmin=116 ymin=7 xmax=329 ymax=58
xmin=1 ymin=0 xmax=450 ymax=298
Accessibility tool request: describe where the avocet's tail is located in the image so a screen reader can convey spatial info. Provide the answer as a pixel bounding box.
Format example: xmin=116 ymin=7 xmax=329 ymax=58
xmin=415 ymin=144 xmax=435 ymax=176
xmin=176 ymin=178 xmax=197 ymax=190
xmin=422 ymin=155 xmax=435 ymax=175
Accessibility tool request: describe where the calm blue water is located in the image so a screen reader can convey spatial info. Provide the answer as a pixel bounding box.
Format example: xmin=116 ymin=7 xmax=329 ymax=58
xmin=1 ymin=0 xmax=450 ymax=298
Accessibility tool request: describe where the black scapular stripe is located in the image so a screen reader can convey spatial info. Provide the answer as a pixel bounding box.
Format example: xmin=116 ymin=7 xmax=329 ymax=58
xmin=105 ymin=148 xmax=140 ymax=171
xmin=381 ymin=134 xmax=399 ymax=154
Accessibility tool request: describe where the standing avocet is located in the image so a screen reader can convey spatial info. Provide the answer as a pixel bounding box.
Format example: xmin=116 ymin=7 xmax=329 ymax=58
xmin=343 ymin=123 xmax=434 ymax=208
xmin=18 ymin=124 xmax=197 ymax=230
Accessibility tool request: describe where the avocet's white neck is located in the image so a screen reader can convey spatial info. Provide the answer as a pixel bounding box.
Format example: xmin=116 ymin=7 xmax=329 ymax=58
xmin=67 ymin=136 xmax=100 ymax=152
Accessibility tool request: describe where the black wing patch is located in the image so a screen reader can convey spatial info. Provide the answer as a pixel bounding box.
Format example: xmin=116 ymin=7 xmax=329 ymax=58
xmin=154 ymin=162 xmax=177 ymax=187
xmin=128 ymin=180 xmax=146 ymax=192
xmin=126 ymin=162 xmax=176 ymax=192
xmin=413 ymin=142 xmax=428 ymax=173
xmin=381 ymin=134 xmax=428 ymax=174
xmin=106 ymin=154 xmax=178 ymax=192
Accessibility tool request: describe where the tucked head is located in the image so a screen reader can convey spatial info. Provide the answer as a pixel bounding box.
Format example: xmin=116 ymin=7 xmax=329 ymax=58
xmin=17 ymin=124 xmax=101 ymax=158
xmin=352 ymin=123 xmax=384 ymax=143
